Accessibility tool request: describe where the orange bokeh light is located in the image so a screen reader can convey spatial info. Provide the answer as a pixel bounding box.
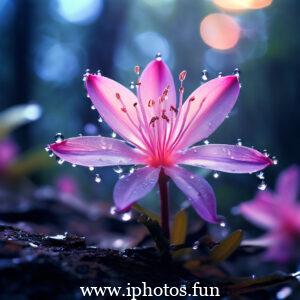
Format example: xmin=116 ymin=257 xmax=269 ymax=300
xmin=200 ymin=13 xmax=241 ymax=50
xmin=213 ymin=0 xmax=272 ymax=11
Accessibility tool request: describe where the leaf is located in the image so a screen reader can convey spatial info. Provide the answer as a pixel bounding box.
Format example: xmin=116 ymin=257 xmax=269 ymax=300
xmin=227 ymin=272 xmax=297 ymax=295
xmin=0 ymin=104 xmax=42 ymax=138
xmin=7 ymin=149 xmax=53 ymax=178
xmin=171 ymin=209 xmax=188 ymax=246
xmin=133 ymin=203 xmax=160 ymax=223
xmin=209 ymin=229 xmax=243 ymax=262
xmin=137 ymin=214 xmax=170 ymax=259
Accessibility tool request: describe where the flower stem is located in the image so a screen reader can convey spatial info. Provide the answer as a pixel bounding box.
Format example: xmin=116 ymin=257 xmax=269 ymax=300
xmin=158 ymin=169 xmax=170 ymax=239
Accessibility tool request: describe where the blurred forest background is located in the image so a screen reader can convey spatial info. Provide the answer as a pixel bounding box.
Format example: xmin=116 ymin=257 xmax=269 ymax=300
xmin=0 ymin=0 xmax=299 ymax=257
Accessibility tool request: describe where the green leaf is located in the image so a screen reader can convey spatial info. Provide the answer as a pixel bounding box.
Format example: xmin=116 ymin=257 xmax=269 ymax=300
xmin=133 ymin=203 xmax=160 ymax=223
xmin=209 ymin=229 xmax=243 ymax=262
xmin=171 ymin=209 xmax=188 ymax=246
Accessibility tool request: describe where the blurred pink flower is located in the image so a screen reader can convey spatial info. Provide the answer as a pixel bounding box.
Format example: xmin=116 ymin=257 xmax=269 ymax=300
xmin=56 ymin=175 xmax=78 ymax=195
xmin=239 ymin=165 xmax=300 ymax=262
xmin=49 ymin=58 xmax=272 ymax=223
xmin=0 ymin=138 xmax=18 ymax=172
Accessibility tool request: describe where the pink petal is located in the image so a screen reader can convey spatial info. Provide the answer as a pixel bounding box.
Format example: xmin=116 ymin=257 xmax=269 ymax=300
xmin=276 ymin=165 xmax=299 ymax=202
xmin=113 ymin=166 xmax=160 ymax=211
xmin=173 ymin=76 xmax=240 ymax=150
xmin=177 ymin=144 xmax=272 ymax=173
xmin=139 ymin=59 xmax=176 ymax=119
xmin=238 ymin=191 xmax=279 ymax=229
xmin=86 ymin=74 xmax=145 ymax=148
xmin=164 ymin=166 xmax=218 ymax=223
xmin=49 ymin=136 xmax=146 ymax=167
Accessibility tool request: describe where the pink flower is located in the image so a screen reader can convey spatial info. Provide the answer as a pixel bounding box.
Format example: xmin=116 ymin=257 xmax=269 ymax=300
xmin=49 ymin=57 xmax=272 ymax=224
xmin=239 ymin=166 xmax=300 ymax=262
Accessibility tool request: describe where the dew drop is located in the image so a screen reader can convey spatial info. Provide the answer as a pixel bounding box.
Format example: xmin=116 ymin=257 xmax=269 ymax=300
xmin=89 ymin=166 xmax=94 ymax=171
xmin=213 ymin=172 xmax=219 ymax=179
xmin=95 ymin=174 xmax=101 ymax=183
xmin=256 ymin=172 xmax=265 ymax=180
xmin=129 ymin=167 xmax=135 ymax=174
xmin=55 ymin=133 xmax=64 ymax=143
xmin=111 ymin=132 xmax=117 ymax=138
xmin=98 ymin=117 xmax=103 ymax=123
xmin=155 ymin=52 xmax=162 ymax=61
xmin=91 ymin=105 xmax=96 ymax=110
xmin=56 ymin=157 xmax=64 ymax=165
xmin=48 ymin=150 xmax=54 ymax=158
xmin=113 ymin=166 xmax=123 ymax=174
xmin=204 ymin=140 xmax=210 ymax=145
xmin=201 ymin=69 xmax=208 ymax=81
xmin=258 ymin=181 xmax=267 ymax=191
xmin=236 ymin=138 xmax=242 ymax=146
xmin=218 ymin=71 xmax=223 ymax=78
xmin=233 ymin=68 xmax=240 ymax=77
xmin=72 ymin=164 xmax=76 ymax=168
xmin=272 ymin=156 xmax=278 ymax=165
xmin=218 ymin=216 xmax=227 ymax=228
xmin=97 ymin=69 xmax=101 ymax=75
xmin=190 ymin=175 xmax=195 ymax=179
xmin=129 ymin=81 xmax=135 ymax=89
xmin=121 ymin=211 xmax=132 ymax=222
xmin=263 ymin=149 xmax=269 ymax=157
xmin=110 ymin=206 xmax=117 ymax=215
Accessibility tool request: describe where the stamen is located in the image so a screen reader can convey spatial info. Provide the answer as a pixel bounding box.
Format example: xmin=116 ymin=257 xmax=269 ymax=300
xmin=148 ymin=99 xmax=155 ymax=107
xmin=179 ymin=70 xmax=187 ymax=81
xmin=134 ymin=65 xmax=140 ymax=75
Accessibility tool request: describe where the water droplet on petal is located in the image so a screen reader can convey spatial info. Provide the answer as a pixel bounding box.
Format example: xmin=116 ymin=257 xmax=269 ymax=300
xmin=155 ymin=52 xmax=162 ymax=61
xmin=201 ymin=69 xmax=208 ymax=81
xmin=218 ymin=71 xmax=223 ymax=78
xmin=272 ymin=156 xmax=278 ymax=165
xmin=95 ymin=174 xmax=101 ymax=183
xmin=236 ymin=138 xmax=242 ymax=146
xmin=55 ymin=133 xmax=64 ymax=143
xmin=91 ymin=105 xmax=96 ymax=110
xmin=258 ymin=181 xmax=267 ymax=191
xmin=97 ymin=69 xmax=101 ymax=75
xmin=121 ymin=211 xmax=132 ymax=222
xmin=276 ymin=286 xmax=293 ymax=300
xmin=204 ymin=140 xmax=210 ymax=145
xmin=213 ymin=172 xmax=219 ymax=179
xmin=263 ymin=149 xmax=269 ymax=157
xmin=111 ymin=132 xmax=117 ymax=138
xmin=110 ymin=206 xmax=117 ymax=215
xmin=234 ymin=68 xmax=240 ymax=77
xmin=56 ymin=157 xmax=64 ymax=165
xmin=256 ymin=172 xmax=265 ymax=180
xmin=48 ymin=150 xmax=54 ymax=158
xmin=89 ymin=166 xmax=94 ymax=171
xmin=113 ymin=166 xmax=123 ymax=174
xmin=218 ymin=215 xmax=227 ymax=228
xmin=98 ymin=116 xmax=103 ymax=123
xmin=72 ymin=164 xmax=76 ymax=168
xmin=129 ymin=166 xmax=135 ymax=174
xmin=130 ymin=81 xmax=135 ymax=89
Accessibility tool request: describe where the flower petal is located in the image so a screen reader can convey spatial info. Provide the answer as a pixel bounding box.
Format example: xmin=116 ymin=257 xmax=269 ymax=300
xmin=113 ymin=166 xmax=160 ymax=211
xmin=173 ymin=76 xmax=240 ymax=150
xmin=164 ymin=166 xmax=218 ymax=223
xmin=276 ymin=165 xmax=299 ymax=202
xmin=177 ymin=144 xmax=272 ymax=173
xmin=139 ymin=59 xmax=176 ymax=120
xmin=86 ymin=74 xmax=145 ymax=148
xmin=49 ymin=136 xmax=146 ymax=167
xmin=238 ymin=191 xmax=279 ymax=229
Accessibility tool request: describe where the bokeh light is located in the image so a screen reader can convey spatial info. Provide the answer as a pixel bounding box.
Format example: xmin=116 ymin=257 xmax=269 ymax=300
xmin=34 ymin=41 xmax=79 ymax=83
xmin=200 ymin=13 xmax=241 ymax=50
xmin=55 ymin=0 xmax=103 ymax=24
xmin=213 ymin=0 xmax=272 ymax=11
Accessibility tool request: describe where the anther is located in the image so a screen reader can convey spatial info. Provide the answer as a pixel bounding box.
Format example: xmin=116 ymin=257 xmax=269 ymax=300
xmin=148 ymin=99 xmax=155 ymax=107
xmin=116 ymin=93 xmax=121 ymax=100
xmin=133 ymin=102 xmax=138 ymax=107
xmin=121 ymin=107 xmax=127 ymax=113
xmin=189 ymin=96 xmax=196 ymax=102
xmin=134 ymin=65 xmax=140 ymax=75
xmin=161 ymin=110 xmax=169 ymax=122
xmin=149 ymin=116 xmax=159 ymax=127
xmin=170 ymin=105 xmax=178 ymax=113
xmin=179 ymin=70 xmax=187 ymax=81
